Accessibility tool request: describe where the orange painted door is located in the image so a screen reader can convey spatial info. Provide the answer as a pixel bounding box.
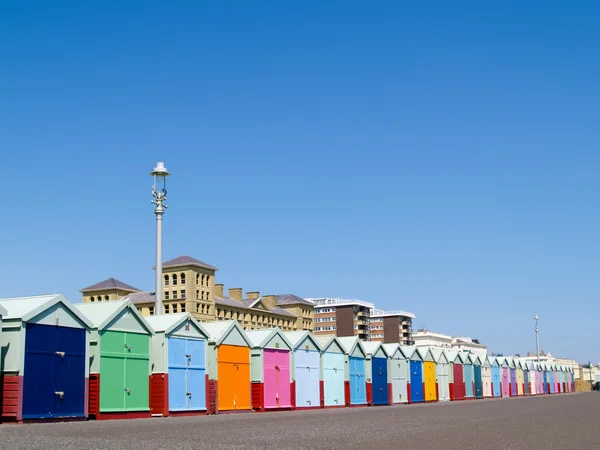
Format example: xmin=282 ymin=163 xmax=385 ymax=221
xmin=218 ymin=345 xmax=251 ymax=411
xmin=424 ymin=361 xmax=437 ymax=401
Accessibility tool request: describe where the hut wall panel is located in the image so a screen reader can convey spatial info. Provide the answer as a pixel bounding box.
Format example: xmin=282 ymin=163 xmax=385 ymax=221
xmin=206 ymin=378 xmax=217 ymax=414
xmin=88 ymin=374 xmax=100 ymax=417
xmin=251 ymin=382 xmax=264 ymax=412
xmin=1 ymin=374 xmax=23 ymax=422
xmin=149 ymin=373 xmax=168 ymax=416
xmin=344 ymin=381 xmax=350 ymax=406
xmin=366 ymin=383 xmax=373 ymax=406
xmin=319 ymin=380 xmax=325 ymax=408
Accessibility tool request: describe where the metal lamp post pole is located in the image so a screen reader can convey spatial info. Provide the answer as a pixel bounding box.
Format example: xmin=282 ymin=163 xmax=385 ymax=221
xmin=151 ymin=162 xmax=170 ymax=316
xmin=534 ymin=315 xmax=540 ymax=363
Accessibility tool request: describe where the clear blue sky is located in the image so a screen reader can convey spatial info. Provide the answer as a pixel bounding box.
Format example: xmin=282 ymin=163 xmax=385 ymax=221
xmin=1 ymin=2 xmax=598 ymax=363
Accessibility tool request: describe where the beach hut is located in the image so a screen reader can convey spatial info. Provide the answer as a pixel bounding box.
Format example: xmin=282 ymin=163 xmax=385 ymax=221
xmin=461 ymin=353 xmax=475 ymax=399
xmin=498 ymin=357 xmax=510 ymax=397
xmin=315 ymin=336 xmax=345 ymax=408
xmin=548 ymin=363 xmax=556 ymax=394
xmin=505 ymin=357 xmax=517 ymax=397
xmin=447 ymin=350 xmax=465 ymax=401
xmin=144 ymin=313 xmax=208 ymax=416
xmin=570 ymin=367 xmax=575 ymax=392
xmin=75 ymin=300 xmax=153 ymax=420
xmin=428 ymin=348 xmax=450 ymax=402
xmin=0 ymin=294 xmax=91 ymax=423
xmin=473 ymin=355 xmax=483 ymax=399
xmin=0 ymin=304 xmax=5 ymax=372
xmin=542 ymin=362 xmax=550 ymax=394
xmin=422 ymin=348 xmax=438 ymax=402
xmin=527 ymin=361 xmax=536 ymax=395
xmin=284 ymin=331 xmax=321 ymax=409
xmin=521 ymin=359 xmax=531 ymax=395
xmin=537 ymin=362 xmax=545 ymax=395
xmin=245 ymin=328 xmax=293 ymax=412
xmin=489 ymin=357 xmax=501 ymax=397
xmin=481 ymin=355 xmax=492 ymax=398
xmin=404 ymin=346 xmax=425 ymax=404
xmin=383 ymin=343 xmax=409 ymax=404
xmin=203 ymin=320 xmax=252 ymax=414
xmin=516 ymin=359 xmax=524 ymax=396
xmin=362 ymin=342 xmax=390 ymax=406
xmin=338 ymin=336 xmax=367 ymax=406
xmin=553 ymin=364 xmax=560 ymax=393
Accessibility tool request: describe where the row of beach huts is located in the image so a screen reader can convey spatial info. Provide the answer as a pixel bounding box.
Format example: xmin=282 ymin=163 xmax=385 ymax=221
xmin=0 ymin=294 xmax=575 ymax=423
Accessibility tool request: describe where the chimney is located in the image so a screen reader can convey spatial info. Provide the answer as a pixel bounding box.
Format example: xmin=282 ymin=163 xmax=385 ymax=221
xmin=246 ymin=291 xmax=260 ymax=300
xmin=229 ymin=288 xmax=243 ymax=301
xmin=263 ymin=295 xmax=277 ymax=309
xmin=214 ymin=284 xmax=224 ymax=298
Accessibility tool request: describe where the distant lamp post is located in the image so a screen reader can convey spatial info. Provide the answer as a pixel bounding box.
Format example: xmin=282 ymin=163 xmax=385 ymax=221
xmin=151 ymin=162 xmax=170 ymax=316
xmin=534 ymin=315 xmax=540 ymax=363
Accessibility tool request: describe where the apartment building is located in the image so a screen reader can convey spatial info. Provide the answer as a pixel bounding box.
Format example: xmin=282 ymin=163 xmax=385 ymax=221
xmin=306 ymin=298 xmax=373 ymax=340
xmin=80 ymin=255 xmax=313 ymax=332
xmin=451 ymin=336 xmax=487 ymax=357
xmin=369 ymin=309 xmax=415 ymax=345
xmin=412 ymin=329 xmax=453 ymax=349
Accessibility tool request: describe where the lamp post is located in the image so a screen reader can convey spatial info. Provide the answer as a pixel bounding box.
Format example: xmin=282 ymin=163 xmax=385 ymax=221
xmin=534 ymin=315 xmax=540 ymax=363
xmin=151 ymin=162 xmax=170 ymax=316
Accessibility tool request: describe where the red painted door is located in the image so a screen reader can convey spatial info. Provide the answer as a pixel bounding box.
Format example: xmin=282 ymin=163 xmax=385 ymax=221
xmin=453 ymin=364 xmax=465 ymax=400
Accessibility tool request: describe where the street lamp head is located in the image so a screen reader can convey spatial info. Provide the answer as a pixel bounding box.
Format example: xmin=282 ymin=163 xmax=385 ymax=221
xmin=534 ymin=315 xmax=539 ymax=321
xmin=151 ymin=162 xmax=170 ymax=197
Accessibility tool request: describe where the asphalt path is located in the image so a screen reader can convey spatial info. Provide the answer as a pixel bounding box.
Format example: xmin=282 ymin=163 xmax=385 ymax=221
xmin=0 ymin=393 xmax=598 ymax=449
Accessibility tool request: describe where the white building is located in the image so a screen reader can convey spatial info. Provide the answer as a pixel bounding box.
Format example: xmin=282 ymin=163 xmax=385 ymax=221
xmin=452 ymin=337 xmax=488 ymax=357
xmin=412 ymin=330 xmax=453 ymax=349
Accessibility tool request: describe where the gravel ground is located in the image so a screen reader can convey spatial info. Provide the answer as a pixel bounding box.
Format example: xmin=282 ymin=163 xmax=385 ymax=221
xmin=0 ymin=393 xmax=598 ymax=449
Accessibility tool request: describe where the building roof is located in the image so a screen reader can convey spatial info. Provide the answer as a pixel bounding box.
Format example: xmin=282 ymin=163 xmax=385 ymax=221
xmin=429 ymin=347 xmax=449 ymax=364
xmin=144 ymin=313 xmax=208 ymax=337
xmin=74 ymin=299 xmax=153 ymax=333
xmin=362 ymin=341 xmax=387 ymax=357
xmin=382 ymin=343 xmax=409 ymax=359
xmin=0 ymin=304 xmax=6 ymax=317
xmin=215 ymin=296 xmax=248 ymax=309
xmin=0 ymin=294 xmax=93 ymax=327
xmin=80 ymin=278 xmax=141 ymax=293
xmin=337 ymin=336 xmax=366 ymax=356
xmin=124 ymin=291 xmax=155 ymax=305
xmin=370 ymin=309 xmax=416 ymax=319
xmin=162 ymin=255 xmax=218 ymax=271
xmin=275 ymin=294 xmax=313 ymax=307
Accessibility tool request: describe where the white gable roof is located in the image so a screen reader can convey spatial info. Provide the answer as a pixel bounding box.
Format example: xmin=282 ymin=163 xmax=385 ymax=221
xmin=337 ymin=336 xmax=366 ymax=356
xmin=145 ymin=312 xmax=208 ymax=337
xmin=202 ymin=320 xmax=252 ymax=347
xmin=362 ymin=341 xmax=388 ymax=357
xmin=245 ymin=327 xmax=292 ymax=349
xmin=0 ymin=304 xmax=6 ymax=317
xmin=74 ymin=299 xmax=153 ymax=333
xmin=283 ymin=331 xmax=322 ymax=351
xmin=0 ymin=294 xmax=92 ymax=327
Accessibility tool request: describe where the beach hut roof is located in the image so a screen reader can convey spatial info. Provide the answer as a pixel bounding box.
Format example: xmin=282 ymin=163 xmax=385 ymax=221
xmin=202 ymin=320 xmax=252 ymax=347
xmin=362 ymin=341 xmax=389 ymax=358
xmin=337 ymin=336 xmax=366 ymax=356
xmin=144 ymin=312 xmax=208 ymax=337
xmin=0 ymin=294 xmax=92 ymax=328
xmin=74 ymin=299 xmax=153 ymax=333
xmin=245 ymin=327 xmax=292 ymax=349
xmin=282 ymin=331 xmax=322 ymax=352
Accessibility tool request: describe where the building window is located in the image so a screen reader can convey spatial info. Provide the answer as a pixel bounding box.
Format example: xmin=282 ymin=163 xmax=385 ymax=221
xmin=180 ymin=289 xmax=186 ymax=299
xmin=165 ymin=304 xmax=170 ymax=314
xmin=172 ymin=274 xmax=178 ymax=285
xmin=90 ymin=297 xmax=95 ymax=302
xmin=196 ymin=290 xmax=199 ymax=299
xmin=206 ymin=275 xmax=210 ymax=286
xmin=164 ymin=291 xmax=170 ymax=300
xmin=173 ymin=291 xmax=178 ymax=299
xmin=173 ymin=304 xmax=178 ymax=313
xmin=164 ymin=275 xmax=169 ymax=286
xmin=149 ymin=307 xmax=154 ymax=315
xmin=104 ymin=295 xmax=109 ymax=301
xmin=181 ymin=303 xmax=185 ymax=313
xmin=180 ymin=273 xmax=186 ymax=285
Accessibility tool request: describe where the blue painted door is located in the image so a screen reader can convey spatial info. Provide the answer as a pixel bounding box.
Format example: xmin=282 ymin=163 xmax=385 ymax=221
xmin=410 ymin=360 xmax=423 ymax=403
xmin=371 ymin=357 xmax=388 ymax=405
xmin=323 ymin=352 xmax=345 ymax=406
xmin=464 ymin=364 xmax=474 ymax=398
xmin=294 ymin=349 xmax=320 ymax=407
xmin=168 ymin=337 xmax=206 ymax=411
xmin=491 ymin=366 xmax=501 ymax=397
xmin=23 ymin=324 xmax=86 ymax=419
xmin=549 ymin=371 xmax=555 ymax=393
xmin=349 ymin=356 xmax=366 ymax=404
xmin=510 ymin=369 xmax=517 ymax=396
xmin=543 ymin=371 xmax=549 ymax=393
xmin=474 ymin=366 xmax=483 ymax=399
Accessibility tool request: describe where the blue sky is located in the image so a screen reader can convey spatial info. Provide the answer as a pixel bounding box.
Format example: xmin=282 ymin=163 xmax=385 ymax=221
xmin=1 ymin=1 xmax=598 ymax=363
